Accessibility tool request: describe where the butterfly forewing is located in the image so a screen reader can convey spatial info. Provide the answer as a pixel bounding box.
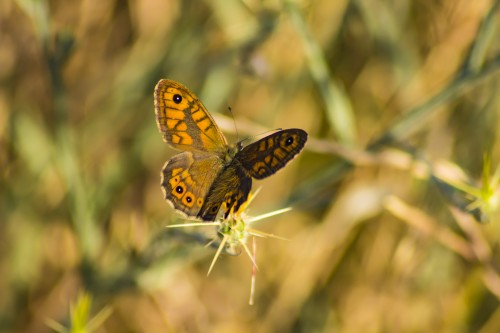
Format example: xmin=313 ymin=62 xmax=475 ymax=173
xmin=154 ymin=79 xmax=228 ymax=153
xmin=238 ymin=129 xmax=308 ymax=179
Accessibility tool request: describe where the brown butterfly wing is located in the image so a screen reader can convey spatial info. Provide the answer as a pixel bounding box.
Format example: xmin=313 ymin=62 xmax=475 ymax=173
xmin=161 ymin=151 xmax=224 ymax=218
xmin=198 ymin=164 xmax=253 ymax=221
xmin=237 ymin=129 xmax=307 ymax=179
xmin=154 ymin=79 xmax=227 ymax=153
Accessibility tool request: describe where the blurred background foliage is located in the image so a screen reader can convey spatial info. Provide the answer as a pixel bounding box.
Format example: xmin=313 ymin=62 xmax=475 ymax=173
xmin=1 ymin=0 xmax=500 ymax=332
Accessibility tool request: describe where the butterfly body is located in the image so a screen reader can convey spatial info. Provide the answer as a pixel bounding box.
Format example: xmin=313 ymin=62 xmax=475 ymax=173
xmin=155 ymin=79 xmax=307 ymax=221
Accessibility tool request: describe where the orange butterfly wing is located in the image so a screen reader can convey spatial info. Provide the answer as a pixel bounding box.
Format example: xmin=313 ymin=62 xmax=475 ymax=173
xmin=154 ymin=79 xmax=227 ymax=153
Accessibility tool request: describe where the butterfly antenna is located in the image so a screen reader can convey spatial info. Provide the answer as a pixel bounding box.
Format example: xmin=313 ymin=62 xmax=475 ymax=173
xmin=227 ymin=106 xmax=240 ymax=142
xmin=238 ymin=128 xmax=283 ymax=147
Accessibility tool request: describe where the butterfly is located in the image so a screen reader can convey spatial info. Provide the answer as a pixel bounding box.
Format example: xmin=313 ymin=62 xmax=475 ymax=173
xmin=154 ymin=79 xmax=308 ymax=221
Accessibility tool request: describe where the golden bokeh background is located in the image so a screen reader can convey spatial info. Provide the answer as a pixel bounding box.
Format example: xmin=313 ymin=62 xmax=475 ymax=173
xmin=1 ymin=0 xmax=500 ymax=332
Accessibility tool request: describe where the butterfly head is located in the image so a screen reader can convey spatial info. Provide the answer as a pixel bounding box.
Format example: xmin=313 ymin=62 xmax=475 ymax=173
xmin=223 ymin=143 xmax=241 ymax=164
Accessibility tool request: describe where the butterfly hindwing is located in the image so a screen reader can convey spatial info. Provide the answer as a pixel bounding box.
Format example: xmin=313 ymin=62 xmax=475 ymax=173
xmin=198 ymin=163 xmax=253 ymax=221
xmin=161 ymin=151 xmax=224 ymax=218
